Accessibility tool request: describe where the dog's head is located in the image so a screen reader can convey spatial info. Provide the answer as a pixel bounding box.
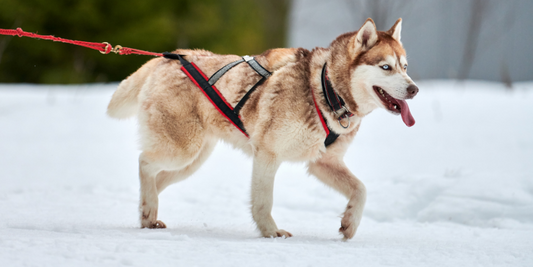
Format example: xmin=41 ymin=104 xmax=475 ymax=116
xmin=330 ymin=18 xmax=418 ymax=127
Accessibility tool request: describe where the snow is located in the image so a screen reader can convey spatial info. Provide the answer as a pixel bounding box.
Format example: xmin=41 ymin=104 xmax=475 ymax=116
xmin=0 ymin=81 xmax=532 ymax=266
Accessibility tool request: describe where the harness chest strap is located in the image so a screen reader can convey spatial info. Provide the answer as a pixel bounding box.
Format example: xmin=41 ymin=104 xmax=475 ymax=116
xmin=311 ymin=86 xmax=340 ymax=147
xmin=311 ymin=63 xmax=360 ymax=146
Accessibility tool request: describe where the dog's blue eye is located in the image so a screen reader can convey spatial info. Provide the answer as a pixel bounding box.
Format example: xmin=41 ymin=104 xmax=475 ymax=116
xmin=381 ymin=65 xmax=391 ymax=70
xmin=403 ymin=64 xmax=408 ymax=70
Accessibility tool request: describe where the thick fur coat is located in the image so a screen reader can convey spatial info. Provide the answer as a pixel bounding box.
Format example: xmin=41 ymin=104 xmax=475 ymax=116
xmin=107 ymin=18 xmax=418 ymax=240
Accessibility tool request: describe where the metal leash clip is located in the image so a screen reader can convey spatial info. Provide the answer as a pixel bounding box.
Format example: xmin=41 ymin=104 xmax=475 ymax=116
xmin=100 ymin=42 xmax=123 ymax=54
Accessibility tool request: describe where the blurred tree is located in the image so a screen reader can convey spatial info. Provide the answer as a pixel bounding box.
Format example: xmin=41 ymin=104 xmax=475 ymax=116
xmin=0 ymin=0 xmax=289 ymax=84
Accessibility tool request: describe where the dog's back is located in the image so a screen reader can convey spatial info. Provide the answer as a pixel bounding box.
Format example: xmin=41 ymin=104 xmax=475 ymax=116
xmin=107 ymin=48 xmax=301 ymax=119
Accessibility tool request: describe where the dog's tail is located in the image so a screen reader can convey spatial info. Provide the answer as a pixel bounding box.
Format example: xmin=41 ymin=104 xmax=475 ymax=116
xmin=107 ymin=58 xmax=159 ymax=119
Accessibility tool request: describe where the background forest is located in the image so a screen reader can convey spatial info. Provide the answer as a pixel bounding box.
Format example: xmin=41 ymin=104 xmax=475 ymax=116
xmin=0 ymin=0 xmax=288 ymax=83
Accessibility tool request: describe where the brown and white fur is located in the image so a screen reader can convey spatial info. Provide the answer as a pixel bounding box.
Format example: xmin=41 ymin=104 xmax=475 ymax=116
xmin=107 ymin=18 xmax=418 ymax=240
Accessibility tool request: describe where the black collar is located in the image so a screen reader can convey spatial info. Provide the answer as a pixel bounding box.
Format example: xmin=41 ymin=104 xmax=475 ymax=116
xmin=310 ymin=63 xmax=355 ymax=147
xmin=321 ymin=63 xmax=354 ymax=125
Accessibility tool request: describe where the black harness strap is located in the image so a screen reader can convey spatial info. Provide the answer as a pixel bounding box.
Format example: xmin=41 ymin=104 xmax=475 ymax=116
xmin=233 ymin=76 xmax=266 ymax=115
xmin=243 ymin=55 xmax=272 ymax=78
xmin=233 ymin=56 xmax=271 ymax=115
xmin=163 ymin=52 xmax=271 ymax=138
xmin=163 ymin=52 xmax=249 ymax=137
xmin=324 ymin=122 xmax=340 ymax=146
xmin=209 ymin=55 xmax=272 ymax=116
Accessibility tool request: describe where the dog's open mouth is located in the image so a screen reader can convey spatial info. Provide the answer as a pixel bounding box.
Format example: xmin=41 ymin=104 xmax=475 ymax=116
xmin=373 ymin=86 xmax=415 ymax=127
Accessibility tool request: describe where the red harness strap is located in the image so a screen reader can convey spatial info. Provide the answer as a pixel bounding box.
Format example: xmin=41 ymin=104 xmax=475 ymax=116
xmin=311 ymin=87 xmax=331 ymax=136
xmin=311 ymin=86 xmax=340 ymax=147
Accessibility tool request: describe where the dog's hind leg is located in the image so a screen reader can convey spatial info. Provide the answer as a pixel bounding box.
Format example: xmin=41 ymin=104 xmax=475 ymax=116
xmin=251 ymin=151 xmax=292 ymax=238
xmin=138 ymin=138 xmax=216 ymax=229
xmin=155 ymin=138 xmax=217 ymax=194
xmin=308 ymin=154 xmax=367 ymax=240
xmin=138 ymin=152 xmax=168 ymax=229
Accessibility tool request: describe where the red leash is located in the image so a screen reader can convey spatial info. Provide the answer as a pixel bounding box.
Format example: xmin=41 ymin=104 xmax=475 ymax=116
xmin=0 ymin=27 xmax=163 ymax=57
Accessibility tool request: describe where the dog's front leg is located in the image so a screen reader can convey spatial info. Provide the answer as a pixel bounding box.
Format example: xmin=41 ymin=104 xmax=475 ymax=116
xmin=251 ymin=152 xmax=292 ymax=238
xmin=308 ymin=156 xmax=366 ymax=240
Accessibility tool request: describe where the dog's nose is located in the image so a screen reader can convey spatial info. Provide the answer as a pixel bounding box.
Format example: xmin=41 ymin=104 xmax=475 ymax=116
xmin=406 ymin=84 xmax=419 ymax=98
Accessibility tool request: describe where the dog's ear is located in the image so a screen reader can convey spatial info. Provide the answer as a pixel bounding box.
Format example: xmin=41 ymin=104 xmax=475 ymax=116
xmin=387 ymin=18 xmax=402 ymax=43
xmin=354 ymin=18 xmax=378 ymax=52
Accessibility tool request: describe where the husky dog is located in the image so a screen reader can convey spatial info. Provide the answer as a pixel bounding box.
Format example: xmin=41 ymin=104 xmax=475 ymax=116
xmin=107 ymin=18 xmax=418 ymax=240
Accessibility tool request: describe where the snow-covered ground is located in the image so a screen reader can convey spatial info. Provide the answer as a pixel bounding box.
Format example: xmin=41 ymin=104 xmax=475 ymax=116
xmin=0 ymin=81 xmax=532 ymax=266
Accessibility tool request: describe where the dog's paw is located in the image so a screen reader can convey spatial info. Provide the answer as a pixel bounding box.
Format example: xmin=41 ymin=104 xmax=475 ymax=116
xmin=275 ymin=229 xmax=293 ymax=238
xmin=338 ymin=202 xmax=364 ymax=240
xmin=263 ymin=229 xmax=293 ymax=238
xmin=141 ymin=219 xmax=167 ymax=229
xmin=339 ymin=214 xmax=359 ymax=240
xmin=339 ymin=224 xmax=356 ymax=240
xmin=140 ymin=202 xmax=166 ymax=229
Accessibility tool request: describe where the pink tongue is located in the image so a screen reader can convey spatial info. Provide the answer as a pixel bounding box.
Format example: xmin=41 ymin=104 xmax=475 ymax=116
xmin=397 ymin=99 xmax=415 ymax=127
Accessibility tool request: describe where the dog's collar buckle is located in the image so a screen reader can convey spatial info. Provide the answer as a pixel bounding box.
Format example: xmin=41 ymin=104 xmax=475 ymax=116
xmin=333 ymin=105 xmax=353 ymax=119
xmin=334 ymin=106 xmax=352 ymax=129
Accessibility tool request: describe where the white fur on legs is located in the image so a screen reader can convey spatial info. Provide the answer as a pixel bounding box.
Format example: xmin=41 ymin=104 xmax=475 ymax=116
xmin=251 ymin=152 xmax=292 ymax=238
xmin=308 ymin=156 xmax=367 ymax=240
